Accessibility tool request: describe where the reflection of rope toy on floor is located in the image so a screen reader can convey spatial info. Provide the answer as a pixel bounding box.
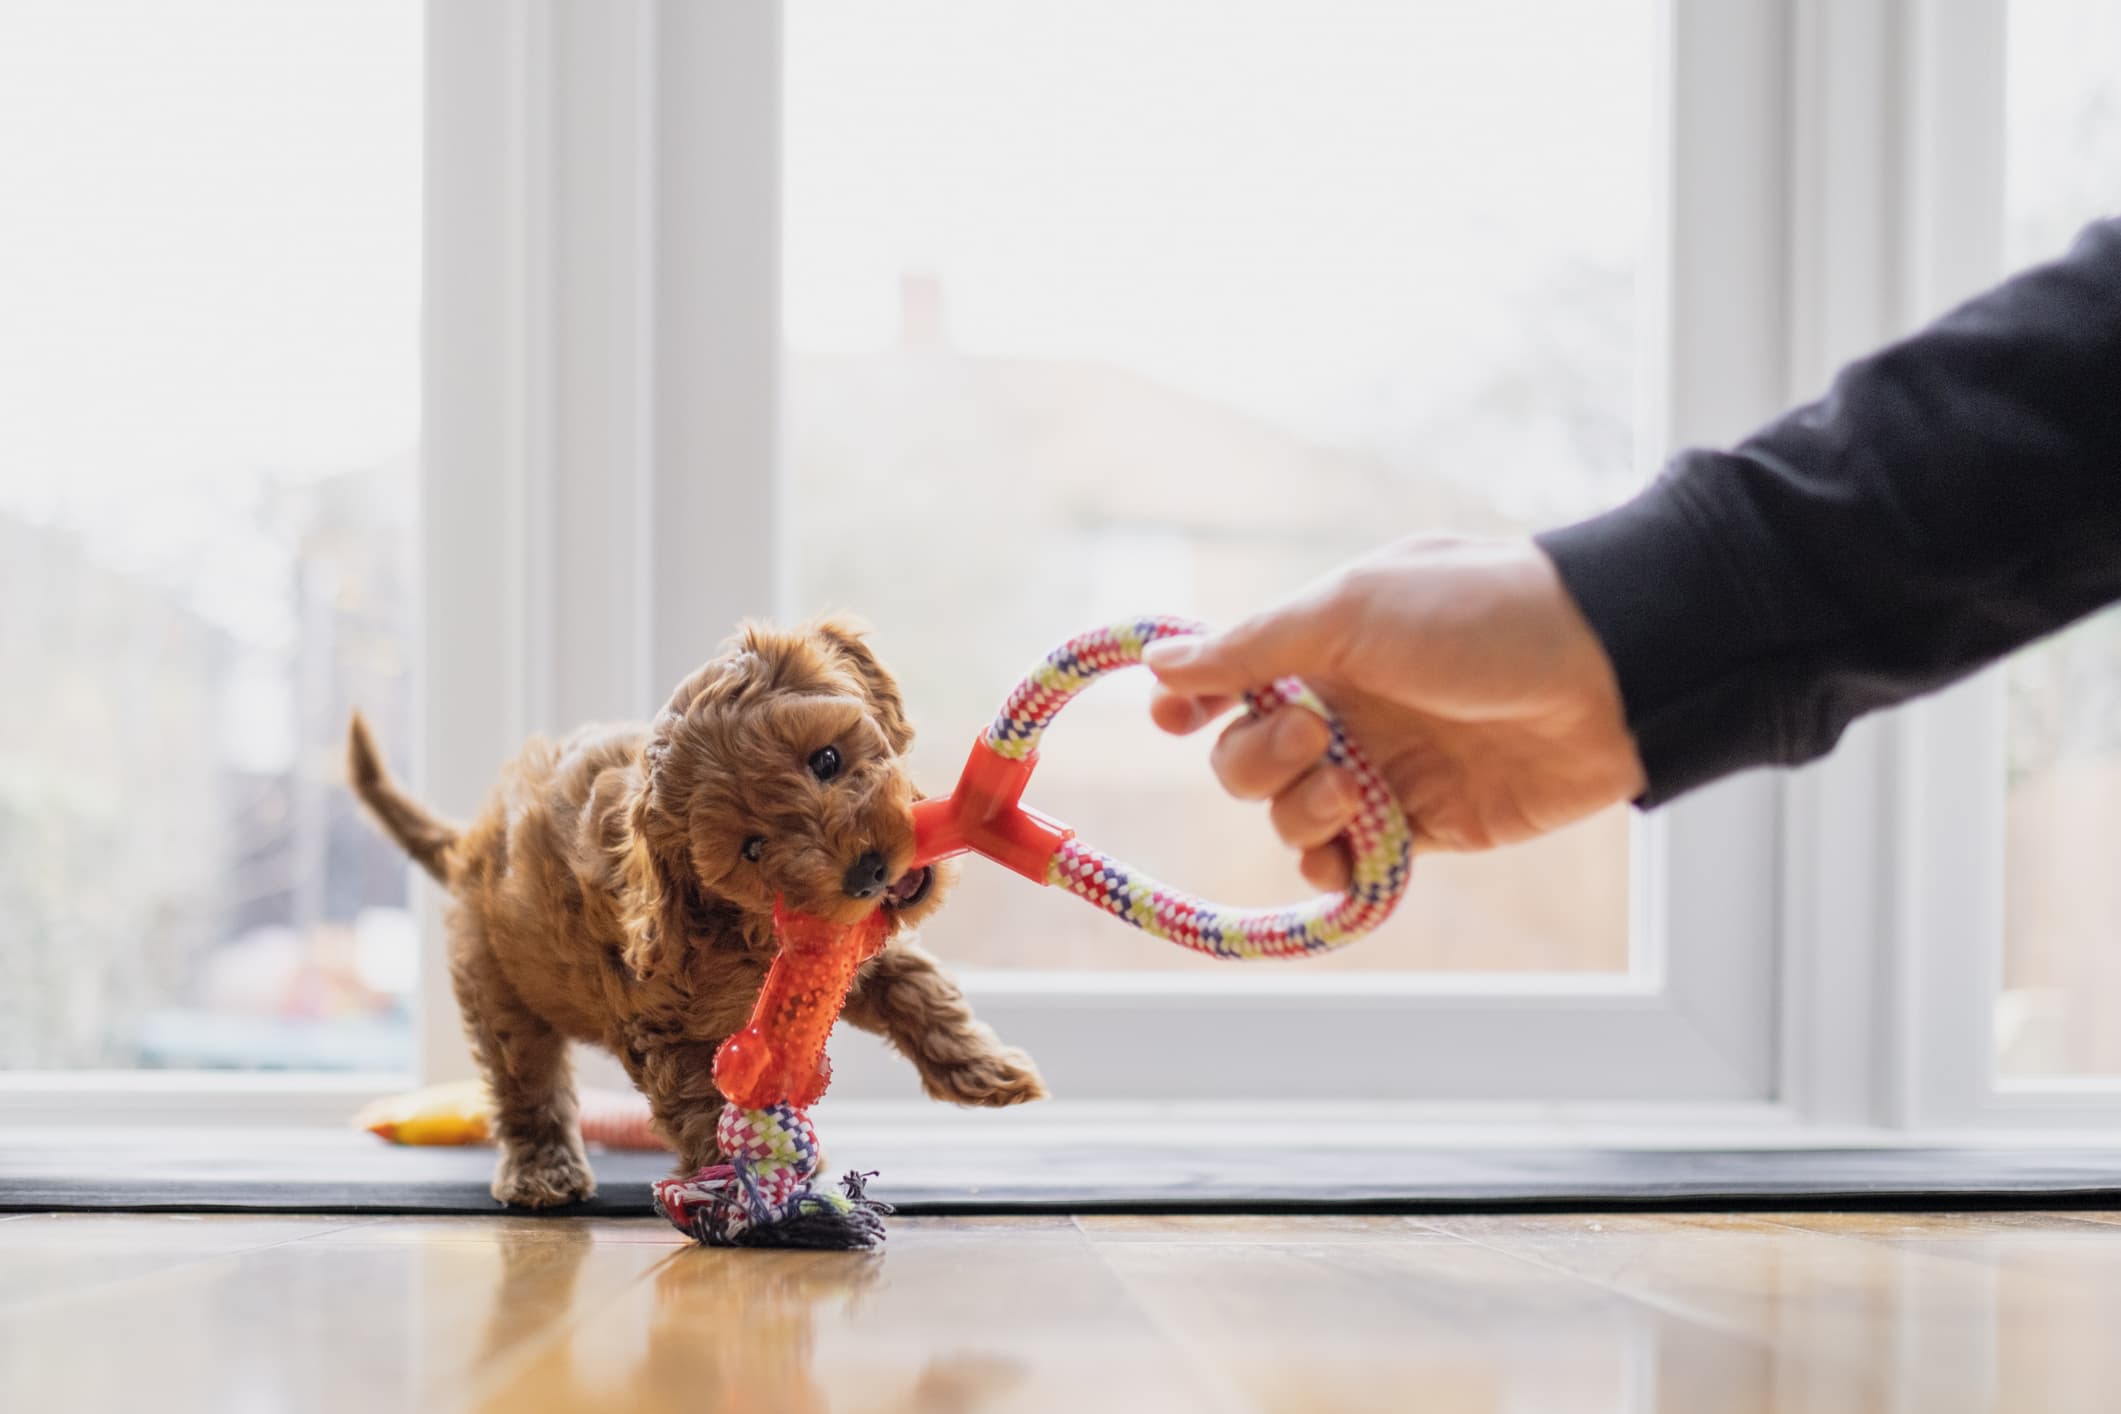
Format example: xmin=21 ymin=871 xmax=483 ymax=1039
xmin=912 ymin=616 xmax=1415 ymax=957
xmin=654 ymin=618 xmax=1414 ymax=1250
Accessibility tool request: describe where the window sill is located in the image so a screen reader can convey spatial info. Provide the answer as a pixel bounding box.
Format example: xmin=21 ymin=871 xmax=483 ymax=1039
xmin=0 ymin=1072 xmax=412 ymax=1128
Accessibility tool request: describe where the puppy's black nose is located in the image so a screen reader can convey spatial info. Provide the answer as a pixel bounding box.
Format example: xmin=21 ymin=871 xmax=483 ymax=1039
xmin=842 ymin=850 xmax=889 ymax=900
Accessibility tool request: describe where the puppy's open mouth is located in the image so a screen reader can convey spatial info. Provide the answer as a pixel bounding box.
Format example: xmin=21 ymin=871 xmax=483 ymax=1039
xmin=883 ymin=865 xmax=933 ymax=909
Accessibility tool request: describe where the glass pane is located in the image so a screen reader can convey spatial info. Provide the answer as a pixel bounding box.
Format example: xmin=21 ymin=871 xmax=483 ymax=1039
xmin=0 ymin=2 xmax=421 ymax=1068
xmin=784 ymin=0 xmax=1647 ymax=972
xmin=1997 ymin=0 xmax=2121 ymax=1075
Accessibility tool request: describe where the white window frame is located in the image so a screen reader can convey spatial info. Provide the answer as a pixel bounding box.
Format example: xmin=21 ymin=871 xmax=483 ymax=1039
xmin=8 ymin=0 xmax=2102 ymax=1140
xmin=1774 ymin=0 xmax=2010 ymax=1132
xmin=1769 ymin=0 xmax=2121 ymax=1135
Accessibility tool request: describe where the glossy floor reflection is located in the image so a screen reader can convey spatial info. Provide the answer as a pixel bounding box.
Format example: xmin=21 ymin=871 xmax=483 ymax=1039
xmin=4 ymin=1209 xmax=2121 ymax=1411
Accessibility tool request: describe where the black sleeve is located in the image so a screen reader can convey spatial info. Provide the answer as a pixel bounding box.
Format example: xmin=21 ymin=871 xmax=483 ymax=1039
xmin=1536 ymin=217 xmax=2121 ymax=807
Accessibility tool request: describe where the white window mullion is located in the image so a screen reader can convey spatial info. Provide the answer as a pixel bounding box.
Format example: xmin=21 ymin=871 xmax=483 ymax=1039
xmin=648 ymin=0 xmax=782 ymax=688
xmin=1884 ymin=0 xmax=2016 ymax=1129
xmin=1896 ymin=678 xmax=2011 ymax=1125
xmin=420 ymin=0 xmax=553 ymax=1084
xmin=1774 ymin=0 xmax=2014 ymax=1130
xmin=1776 ymin=0 xmax=1929 ymax=1131
xmin=419 ymin=0 xmax=682 ymax=1085
xmin=1642 ymin=0 xmax=1802 ymax=1104
xmin=549 ymin=0 xmax=660 ymax=727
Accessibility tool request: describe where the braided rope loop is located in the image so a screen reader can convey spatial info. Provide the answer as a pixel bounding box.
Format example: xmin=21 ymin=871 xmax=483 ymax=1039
xmin=990 ymin=616 xmax=1413 ymax=960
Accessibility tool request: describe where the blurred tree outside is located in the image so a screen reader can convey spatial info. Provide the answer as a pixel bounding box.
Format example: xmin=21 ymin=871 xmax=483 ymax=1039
xmin=0 ymin=465 xmax=417 ymax=1069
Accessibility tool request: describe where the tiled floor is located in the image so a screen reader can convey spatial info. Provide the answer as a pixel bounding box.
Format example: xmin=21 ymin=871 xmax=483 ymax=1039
xmin=3 ymin=1208 xmax=2119 ymax=1411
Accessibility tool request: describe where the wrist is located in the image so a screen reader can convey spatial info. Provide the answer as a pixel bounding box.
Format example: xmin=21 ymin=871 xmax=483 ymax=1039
xmin=1531 ymin=543 xmax=1650 ymax=805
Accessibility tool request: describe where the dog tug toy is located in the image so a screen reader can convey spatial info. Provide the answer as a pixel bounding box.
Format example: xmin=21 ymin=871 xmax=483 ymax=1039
xmin=652 ymin=616 xmax=1414 ymax=1251
xmin=651 ymin=900 xmax=895 ymax=1249
xmin=911 ymin=616 xmax=1414 ymax=957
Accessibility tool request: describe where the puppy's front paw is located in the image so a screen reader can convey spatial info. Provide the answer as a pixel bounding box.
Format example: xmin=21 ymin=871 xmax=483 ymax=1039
xmin=492 ymin=1145 xmax=597 ymax=1209
xmin=924 ymin=1045 xmax=1048 ymax=1108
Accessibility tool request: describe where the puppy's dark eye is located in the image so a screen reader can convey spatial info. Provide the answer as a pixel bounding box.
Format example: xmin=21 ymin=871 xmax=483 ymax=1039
xmin=808 ymin=745 xmax=841 ymax=782
xmin=741 ymin=836 xmax=766 ymax=862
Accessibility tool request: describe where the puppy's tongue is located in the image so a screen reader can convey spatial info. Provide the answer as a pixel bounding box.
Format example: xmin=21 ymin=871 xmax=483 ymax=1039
xmin=886 ymin=866 xmax=931 ymax=905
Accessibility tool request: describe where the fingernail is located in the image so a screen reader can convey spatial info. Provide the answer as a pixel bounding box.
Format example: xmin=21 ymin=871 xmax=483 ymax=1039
xmin=1271 ymin=710 xmax=1323 ymax=764
xmin=1145 ymin=639 xmax=1200 ymax=671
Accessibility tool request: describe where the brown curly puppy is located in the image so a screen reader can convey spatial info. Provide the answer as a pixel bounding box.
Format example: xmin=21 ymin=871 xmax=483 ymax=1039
xmin=346 ymin=619 xmax=1045 ymax=1208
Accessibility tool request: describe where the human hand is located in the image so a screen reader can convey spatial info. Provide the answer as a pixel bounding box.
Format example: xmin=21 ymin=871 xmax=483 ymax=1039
xmin=1145 ymin=535 xmax=1645 ymax=889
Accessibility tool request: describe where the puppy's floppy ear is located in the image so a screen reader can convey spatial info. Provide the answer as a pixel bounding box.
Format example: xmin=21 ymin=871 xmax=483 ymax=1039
xmin=616 ymin=788 xmax=688 ymax=984
xmin=814 ymin=616 xmax=913 ymax=753
xmin=615 ymin=669 xmax=730 ymax=984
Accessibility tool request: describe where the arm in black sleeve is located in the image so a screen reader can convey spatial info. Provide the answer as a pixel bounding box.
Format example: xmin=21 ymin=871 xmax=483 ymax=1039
xmin=1536 ymin=217 xmax=2121 ymax=806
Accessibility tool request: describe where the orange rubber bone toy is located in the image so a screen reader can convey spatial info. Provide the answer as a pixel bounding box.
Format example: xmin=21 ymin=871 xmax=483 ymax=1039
xmin=711 ymin=902 xmax=892 ymax=1110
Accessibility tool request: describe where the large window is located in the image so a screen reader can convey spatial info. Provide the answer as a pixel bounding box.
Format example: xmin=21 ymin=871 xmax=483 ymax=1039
xmin=0 ymin=2 xmax=421 ymax=1071
xmin=21 ymin=0 xmax=2115 ymax=1131
xmin=1997 ymin=0 xmax=2121 ymax=1078
xmin=783 ymin=0 xmax=1650 ymax=974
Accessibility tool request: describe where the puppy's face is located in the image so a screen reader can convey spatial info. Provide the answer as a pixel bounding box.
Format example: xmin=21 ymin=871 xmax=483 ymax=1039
xmin=639 ymin=621 xmax=947 ymax=932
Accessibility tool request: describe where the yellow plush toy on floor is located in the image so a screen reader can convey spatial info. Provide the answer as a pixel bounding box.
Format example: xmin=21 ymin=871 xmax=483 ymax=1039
xmin=356 ymin=1079 xmax=668 ymax=1151
xmin=355 ymin=1079 xmax=493 ymax=1146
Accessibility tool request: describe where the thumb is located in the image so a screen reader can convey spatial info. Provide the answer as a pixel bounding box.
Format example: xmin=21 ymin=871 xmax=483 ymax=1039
xmin=1144 ymin=599 xmax=1341 ymax=697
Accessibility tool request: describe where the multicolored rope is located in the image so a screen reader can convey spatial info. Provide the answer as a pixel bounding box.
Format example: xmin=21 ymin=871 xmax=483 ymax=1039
xmin=651 ymin=1103 xmax=887 ymax=1249
xmin=917 ymin=616 xmax=1414 ymax=959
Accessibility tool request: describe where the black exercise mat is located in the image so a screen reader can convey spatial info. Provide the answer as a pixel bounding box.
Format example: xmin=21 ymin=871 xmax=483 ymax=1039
xmin=5 ymin=1129 xmax=2121 ymax=1215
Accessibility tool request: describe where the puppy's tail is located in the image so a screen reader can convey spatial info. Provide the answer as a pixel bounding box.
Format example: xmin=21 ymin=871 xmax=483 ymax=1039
xmin=346 ymin=710 xmax=460 ymax=885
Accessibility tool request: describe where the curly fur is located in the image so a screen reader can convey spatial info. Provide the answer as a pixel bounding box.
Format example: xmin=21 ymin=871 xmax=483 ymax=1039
xmin=347 ymin=619 xmax=1045 ymax=1208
